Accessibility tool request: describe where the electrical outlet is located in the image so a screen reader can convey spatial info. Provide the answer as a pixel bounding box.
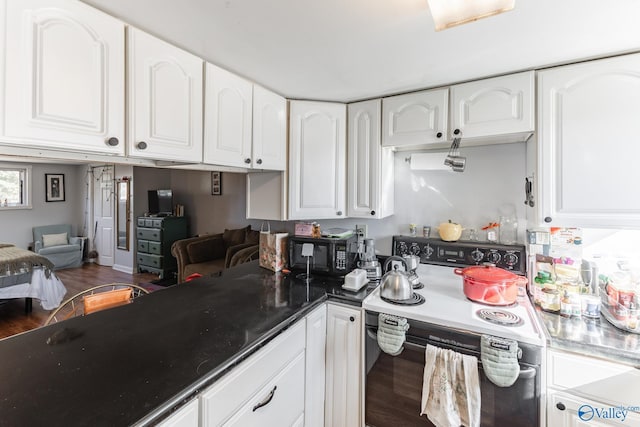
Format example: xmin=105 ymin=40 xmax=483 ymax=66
xmin=356 ymin=224 xmax=367 ymax=238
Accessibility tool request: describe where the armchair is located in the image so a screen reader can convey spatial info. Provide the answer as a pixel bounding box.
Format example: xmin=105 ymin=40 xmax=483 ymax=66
xmin=171 ymin=225 xmax=259 ymax=283
xmin=32 ymin=224 xmax=84 ymax=270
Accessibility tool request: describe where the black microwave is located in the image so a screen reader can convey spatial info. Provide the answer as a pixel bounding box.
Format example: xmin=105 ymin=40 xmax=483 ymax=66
xmin=288 ymin=235 xmax=358 ymax=277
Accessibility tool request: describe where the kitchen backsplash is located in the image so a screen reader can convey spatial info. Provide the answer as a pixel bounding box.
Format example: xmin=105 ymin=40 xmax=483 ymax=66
xmin=247 ymin=141 xmax=527 ymax=255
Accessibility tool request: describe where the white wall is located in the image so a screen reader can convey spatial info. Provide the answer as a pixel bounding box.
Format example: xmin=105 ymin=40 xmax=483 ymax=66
xmin=134 ymin=142 xmax=527 ymax=255
xmin=1 ymin=162 xmax=85 ymax=249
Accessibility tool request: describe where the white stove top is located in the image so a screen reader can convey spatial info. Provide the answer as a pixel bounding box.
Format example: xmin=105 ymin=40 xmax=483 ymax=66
xmin=362 ymin=264 xmax=546 ymax=346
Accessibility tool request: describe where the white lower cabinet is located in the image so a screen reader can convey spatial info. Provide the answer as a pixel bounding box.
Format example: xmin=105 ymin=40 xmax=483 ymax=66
xmin=548 ymin=391 xmax=640 ymax=427
xmin=325 ymin=303 xmax=363 ymax=427
xmin=198 ymin=305 xmax=329 ymax=427
xmin=305 ymin=304 xmax=327 ymax=427
xmin=199 ymin=321 xmax=305 ymax=426
xmin=157 ymin=399 xmax=199 ymax=427
xmin=546 ymin=350 xmax=640 ymax=427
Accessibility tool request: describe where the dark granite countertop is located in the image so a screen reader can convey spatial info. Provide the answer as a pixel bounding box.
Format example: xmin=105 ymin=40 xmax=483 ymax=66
xmin=536 ymin=306 xmax=640 ymax=367
xmin=0 ymin=261 xmax=342 ymax=426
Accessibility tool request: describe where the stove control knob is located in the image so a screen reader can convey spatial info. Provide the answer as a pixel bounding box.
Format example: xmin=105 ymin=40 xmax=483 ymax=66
xmin=487 ymin=251 xmax=502 ymax=264
xmin=410 ymin=243 xmax=421 ymax=255
xmin=422 ymin=245 xmax=434 ymax=258
xmin=471 ymin=249 xmax=484 ymax=263
xmin=397 ymin=242 xmax=408 ymax=256
xmin=504 ymin=253 xmax=519 ymax=266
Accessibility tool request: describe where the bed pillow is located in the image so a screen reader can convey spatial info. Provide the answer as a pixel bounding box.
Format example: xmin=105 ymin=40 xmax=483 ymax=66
xmin=42 ymin=232 xmax=68 ymax=247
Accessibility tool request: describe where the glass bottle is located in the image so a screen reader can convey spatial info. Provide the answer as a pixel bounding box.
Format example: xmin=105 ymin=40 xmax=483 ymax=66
xmin=499 ymin=215 xmax=518 ymax=245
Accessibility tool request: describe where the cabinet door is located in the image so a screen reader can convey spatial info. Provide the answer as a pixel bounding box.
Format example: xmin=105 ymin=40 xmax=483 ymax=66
xmin=127 ymin=27 xmax=203 ymax=162
xmin=548 ymin=390 xmax=640 ymax=427
xmin=252 ymin=85 xmax=287 ymax=170
xmin=325 ymin=304 xmax=362 ymax=427
xmin=450 ymin=71 xmax=534 ymax=139
xmin=289 ymin=101 xmax=346 ymax=219
xmin=347 ymin=99 xmax=394 ymax=219
xmin=538 ymin=53 xmax=640 ymax=228
xmin=204 ymin=63 xmax=253 ymax=167
xmin=381 ymin=88 xmax=448 ymax=147
xmin=156 ymin=399 xmax=198 ymax=427
xmin=305 ymin=305 xmax=327 ymax=427
xmin=2 ymin=0 xmax=125 ymax=154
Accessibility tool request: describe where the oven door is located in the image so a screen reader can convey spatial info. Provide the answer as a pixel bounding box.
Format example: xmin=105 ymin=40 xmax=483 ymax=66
xmin=364 ymin=324 xmax=540 ymax=427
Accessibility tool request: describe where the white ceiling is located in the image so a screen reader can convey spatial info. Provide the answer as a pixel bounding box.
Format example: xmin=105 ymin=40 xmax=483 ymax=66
xmin=82 ymin=0 xmax=640 ymax=102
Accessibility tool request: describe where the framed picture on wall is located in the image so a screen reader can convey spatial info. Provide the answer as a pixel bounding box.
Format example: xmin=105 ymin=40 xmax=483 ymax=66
xmin=45 ymin=173 xmax=65 ymax=202
xmin=211 ymin=171 xmax=222 ymax=195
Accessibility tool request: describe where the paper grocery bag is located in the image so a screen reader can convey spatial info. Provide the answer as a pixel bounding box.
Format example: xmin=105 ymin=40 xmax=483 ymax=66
xmin=259 ymin=223 xmax=288 ymax=272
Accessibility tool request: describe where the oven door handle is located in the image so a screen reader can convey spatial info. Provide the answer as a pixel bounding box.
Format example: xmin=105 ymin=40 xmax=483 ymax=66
xmin=517 ymin=366 xmax=537 ymax=379
xmin=368 ymin=327 xmax=537 ymax=380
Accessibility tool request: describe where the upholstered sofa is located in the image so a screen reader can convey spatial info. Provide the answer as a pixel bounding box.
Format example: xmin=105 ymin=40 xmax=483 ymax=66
xmin=171 ymin=225 xmax=259 ymax=283
xmin=32 ymin=224 xmax=84 ymax=269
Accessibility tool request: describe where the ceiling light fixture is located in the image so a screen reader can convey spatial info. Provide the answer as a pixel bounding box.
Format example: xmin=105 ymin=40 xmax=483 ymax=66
xmin=426 ymin=0 xmax=515 ymax=31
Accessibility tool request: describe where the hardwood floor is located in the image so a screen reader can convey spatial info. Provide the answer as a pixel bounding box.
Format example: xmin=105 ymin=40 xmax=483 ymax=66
xmin=0 ymin=264 xmax=158 ymax=340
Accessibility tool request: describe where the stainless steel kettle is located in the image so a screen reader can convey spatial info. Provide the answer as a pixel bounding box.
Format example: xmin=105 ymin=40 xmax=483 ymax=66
xmin=380 ymin=256 xmax=413 ymax=301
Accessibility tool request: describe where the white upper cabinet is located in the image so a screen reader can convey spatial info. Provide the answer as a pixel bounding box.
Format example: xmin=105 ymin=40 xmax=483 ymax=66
xmin=537 ymin=53 xmax=640 ymax=228
xmin=252 ymin=85 xmax=287 ymax=171
xmin=289 ymin=100 xmax=346 ymax=220
xmin=1 ymin=0 xmax=125 ymax=155
xmin=127 ymin=27 xmax=203 ymax=162
xmin=347 ymin=99 xmax=394 ymax=219
xmin=204 ymin=63 xmax=253 ymax=167
xmin=450 ymin=71 xmax=534 ymax=140
xmin=381 ymin=88 xmax=448 ymax=147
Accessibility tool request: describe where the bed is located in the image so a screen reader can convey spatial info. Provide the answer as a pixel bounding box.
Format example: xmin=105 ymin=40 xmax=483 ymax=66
xmin=0 ymin=244 xmax=67 ymax=312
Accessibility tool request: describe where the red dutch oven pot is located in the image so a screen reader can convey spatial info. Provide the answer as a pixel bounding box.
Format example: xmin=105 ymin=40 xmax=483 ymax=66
xmin=454 ymin=264 xmax=527 ymax=306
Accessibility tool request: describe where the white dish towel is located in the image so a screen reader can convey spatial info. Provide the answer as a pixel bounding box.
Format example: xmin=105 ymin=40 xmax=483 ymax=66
xmin=377 ymin=313 xmax=409 ymax=356
xmin=421 ymin=344 xmax=481 ymax=427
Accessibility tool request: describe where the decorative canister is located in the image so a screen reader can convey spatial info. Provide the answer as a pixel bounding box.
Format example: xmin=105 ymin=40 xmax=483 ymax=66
xmin=541 ymin=286 xmax=560 ymax=313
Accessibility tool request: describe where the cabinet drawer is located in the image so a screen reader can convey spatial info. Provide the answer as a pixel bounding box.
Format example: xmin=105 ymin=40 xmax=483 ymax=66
xmin=200 ymin=321 xmax=305 ymax=426
xmin=548 ymin=390 xmax=640 ymax=426
xmin=137 ymin=218 xmax=146 ymax=227
xmin=147 ymin=241 xmax=162 ymax=255
xmin=223 ymin=352 xmax=305 ymax=427
xmin=138 ymin=253 xmax=163 ymax=268
xmin=137 ymin=228 xmax=162 ymax=241
xmin=156 ymin=399 xmax=199 ymax=427
xmin=137 ymin=240 xmax=148 ymax=252
xmin=548 ymin=350 xmax=640 ymax=407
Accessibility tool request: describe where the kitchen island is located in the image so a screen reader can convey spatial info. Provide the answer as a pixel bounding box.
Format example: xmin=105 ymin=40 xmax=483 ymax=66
xmin=0 ymin=261 xmax=330 ymax=426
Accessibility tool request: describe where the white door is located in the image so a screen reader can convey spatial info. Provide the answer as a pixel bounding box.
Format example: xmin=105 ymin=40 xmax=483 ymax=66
xmin=288 ymin=100 xmax=346 ymax=220
xmin=92 ymin=166 xmax=114 ymax=266
xmin=382 ymin=88 xmax=448 ymax=147
xmin=203 ymin=63 xmax=253 ymax=167
xmin=450 ymin=71 xmax=534 ymax=138
xmin=2 ymin=0 xmax=125 ymax=154
xmin=127 ymin=27 xmax=203 ymax=162
xmin=538 ymin=53 xmax=640 ymax=228
xmin=252 ymin=85 xmax=287 ymax=170
xmin=325 ymin=304 xmax=362 ymax=427
xmin=347 ymin=99 xmax=394 ymax=219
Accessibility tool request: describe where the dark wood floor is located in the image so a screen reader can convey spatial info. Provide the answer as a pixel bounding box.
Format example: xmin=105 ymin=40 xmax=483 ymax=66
xmin=0 ymin=264 xmax=158 ymax=340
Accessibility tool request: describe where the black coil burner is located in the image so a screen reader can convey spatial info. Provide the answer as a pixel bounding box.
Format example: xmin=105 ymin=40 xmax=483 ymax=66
xmin=476 ymin=308 xmax=523 ymax=326
xmin=382 ymin=293 xmax=425 ymax=306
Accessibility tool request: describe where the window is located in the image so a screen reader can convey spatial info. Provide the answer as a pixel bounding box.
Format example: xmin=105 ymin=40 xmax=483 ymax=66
xmin=0 ymin=164 xmax=32 ymax=209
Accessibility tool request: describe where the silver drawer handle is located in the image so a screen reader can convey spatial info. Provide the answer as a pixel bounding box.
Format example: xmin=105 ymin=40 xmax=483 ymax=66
xmin=252 ymin=385 xmax=277 ymax=412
